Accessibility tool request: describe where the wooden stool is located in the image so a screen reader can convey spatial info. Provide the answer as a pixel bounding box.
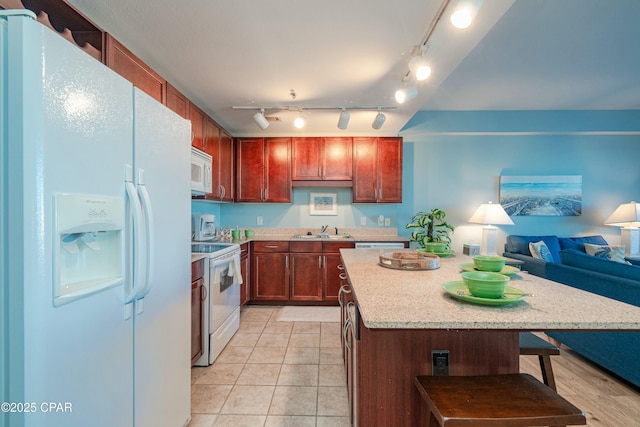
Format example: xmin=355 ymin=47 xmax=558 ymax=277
xmin=519 ymin=332 xmax=560 ymax=391
xmin=414 ymin=374 xmax=586 ymax=427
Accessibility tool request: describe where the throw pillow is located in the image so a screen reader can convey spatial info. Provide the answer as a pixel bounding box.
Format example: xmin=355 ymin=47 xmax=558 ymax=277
xmin=584 ymin=243 xmax=628 ymax=264
xmin=529 ymin=240 xmax=554 ymax=262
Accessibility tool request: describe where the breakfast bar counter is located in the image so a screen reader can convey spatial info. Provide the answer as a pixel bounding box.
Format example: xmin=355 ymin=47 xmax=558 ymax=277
xmin=341 ymin=249 xmax=640 ymax=331
xmin=339 ymin=249 xmax=640 ymax=427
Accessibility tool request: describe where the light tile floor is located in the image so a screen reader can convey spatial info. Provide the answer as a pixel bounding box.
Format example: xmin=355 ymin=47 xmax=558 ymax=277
xmin=188 ymin=306 xmax=350 ymax=427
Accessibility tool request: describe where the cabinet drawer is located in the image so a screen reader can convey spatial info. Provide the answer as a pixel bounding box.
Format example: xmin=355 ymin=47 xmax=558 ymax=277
xmin=290 ymin=241 xmax=322 ymax=253
xmin=253 ymin=241 xmax=290 ymax=253
xmin=323 ymin=241 xmax=356 ymax=253
xmin=191 ymin=258 xmax=205 ymax=280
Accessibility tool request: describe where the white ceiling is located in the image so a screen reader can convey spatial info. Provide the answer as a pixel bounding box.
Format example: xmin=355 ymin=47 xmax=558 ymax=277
xmin=67 ymin=0 xmax=640 ymax=137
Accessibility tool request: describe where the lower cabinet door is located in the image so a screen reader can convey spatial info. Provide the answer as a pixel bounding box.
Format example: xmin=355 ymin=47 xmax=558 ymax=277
xmin=290 ymin=253 xmax=323 ymax=301
xmin=191 ymin=278 xmax=204 ymax=365
xmin=252 ymin=253 xmax=289 ymax=300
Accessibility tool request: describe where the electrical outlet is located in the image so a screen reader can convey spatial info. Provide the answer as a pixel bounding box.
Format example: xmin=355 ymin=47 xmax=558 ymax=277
xmin=432 ymin=350 xmax=449 ymax=376
xmin=257 ymin=216 xmax=263 ymax=225
xmin=360 ymin=216 xmax=367 ymax=226
xmin=384 ymin=218 xmax=391 ymax=226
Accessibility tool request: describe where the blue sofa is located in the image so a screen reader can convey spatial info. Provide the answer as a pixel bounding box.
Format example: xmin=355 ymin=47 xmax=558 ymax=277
xmin=503 ymin=235 xmax=640 ymax=388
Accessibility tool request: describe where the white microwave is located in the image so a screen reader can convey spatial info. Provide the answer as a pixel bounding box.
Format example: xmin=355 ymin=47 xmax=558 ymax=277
xmin=191 ymin=147 xmax=212 ymax=195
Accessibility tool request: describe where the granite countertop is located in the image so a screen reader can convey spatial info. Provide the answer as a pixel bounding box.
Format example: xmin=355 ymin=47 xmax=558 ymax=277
xmin=213 ymin=227 xmax=410 ymax=244
xmin=191 ymin=253 xmax=207 ymax=262
xmin=340 ymin=248 xmax=640 ymax=331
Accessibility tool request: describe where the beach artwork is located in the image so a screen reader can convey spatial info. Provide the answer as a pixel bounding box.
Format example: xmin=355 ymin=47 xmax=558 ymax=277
xmin=499 ymin=175 xmax=582 ymax=216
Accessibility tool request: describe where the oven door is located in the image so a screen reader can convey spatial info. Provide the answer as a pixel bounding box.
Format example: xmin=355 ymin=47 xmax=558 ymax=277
xmin=209 ymin=253 xmax=242 ymax=332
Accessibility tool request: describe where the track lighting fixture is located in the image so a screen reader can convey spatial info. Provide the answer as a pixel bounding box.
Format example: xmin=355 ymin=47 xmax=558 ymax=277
xmin=234 ymin=105 xmax=395 ymax=130
xmin=395 ymin=83 xmax=418 ymax=104
xmin=450 ymin=0 xmax=483 ymax=29
xmin=337 ymin=109 xmax=350 ymax=130
xmin=253 ymin=108 xmax=269 ymax=130
xmin=408 ymin=46 xmax=432 ymax=81
xmin=371 ymin=109 xmax=386 ymax=130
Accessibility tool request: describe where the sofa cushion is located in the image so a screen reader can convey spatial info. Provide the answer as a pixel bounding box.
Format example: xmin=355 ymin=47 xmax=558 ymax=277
xmin=584 ymin=243 xmax=628 ymax=264
xmin=559 ymin=248 xmax=640 ymax=281
xmin=558 ymin=235 xmax=608 ymax=252
xmin=505 ymin=235 xmax=561 ymax=263
xmin=529 ymin=241 xmax=554 ymax=262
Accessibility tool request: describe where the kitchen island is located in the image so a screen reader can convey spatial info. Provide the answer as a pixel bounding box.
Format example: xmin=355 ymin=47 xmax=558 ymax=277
xmin=340 ymin=248 xmax=640 ymax=426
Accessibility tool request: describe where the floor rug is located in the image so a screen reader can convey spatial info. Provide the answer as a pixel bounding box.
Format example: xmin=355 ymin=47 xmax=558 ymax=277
xmin=276 ymin=306 xmax=340 ymax=322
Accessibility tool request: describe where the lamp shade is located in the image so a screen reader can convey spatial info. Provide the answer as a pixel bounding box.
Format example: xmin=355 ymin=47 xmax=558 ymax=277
xmin=604 ymin=201 xmax=640 ymax=227
xmin=468 ymin=202 xmax=514 ymax=225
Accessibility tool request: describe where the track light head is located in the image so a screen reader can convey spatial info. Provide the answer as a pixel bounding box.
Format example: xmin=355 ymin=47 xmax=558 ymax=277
xmin=372 ymin=111 xmax=386 ymax=130
xmin=337 ymin=109 xmax=350 ymax=130
xmin=395 ymin=85 xmax=418 ymax=104
xmin=409 ymin=55 xmax=432 ymax=81
xmin=253 ymin=109 xmax=269 ymax=130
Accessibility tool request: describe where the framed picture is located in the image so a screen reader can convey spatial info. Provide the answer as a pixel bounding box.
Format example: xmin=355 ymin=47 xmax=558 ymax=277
xmin=499 ymin=175 xmax=582 ymax=216
xmin=310 ymin=192 xmax=338 ymax=216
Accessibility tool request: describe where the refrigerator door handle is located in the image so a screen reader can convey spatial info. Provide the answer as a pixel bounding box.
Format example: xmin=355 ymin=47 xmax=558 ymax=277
xmin=125 ymin=176 xmax=145 ymax=304
xmin=136 ymin=169 xmax=154 ymax=300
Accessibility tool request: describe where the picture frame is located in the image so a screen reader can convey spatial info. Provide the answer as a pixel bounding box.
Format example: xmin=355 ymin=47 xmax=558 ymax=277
xmin=309 ymin=192 xmax=338 ymax=216
xmin=499 ymin=175 xmax=582 ymax=216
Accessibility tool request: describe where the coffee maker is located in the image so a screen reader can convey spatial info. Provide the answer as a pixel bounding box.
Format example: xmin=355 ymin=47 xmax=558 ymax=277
xmin=193 ymin=214 xmax=216 ymax=241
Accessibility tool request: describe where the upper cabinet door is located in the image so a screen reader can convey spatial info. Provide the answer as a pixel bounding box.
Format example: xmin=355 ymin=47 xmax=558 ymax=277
xmin=292 ymin=137 xmax=322 ymax=180
xmin=377 ymin=137 xmax=402 ymax=203
xmin=105 ymin=34 xmax=165 ymax=104
xmin=236 ymin=138 xmax=266 ymax=202
xmin=352 ymin=137 xmax=378 ymax=202
xmin=188 ymin=104 xmax=205 ymax=150
xmin=292 ymin=137 xmax=352 ymax=181
xmin=218 ymin=131 xmax=235 ymax=202
xmin=165 ymin=83 xmax=189 ymax=119
xmin=352 ymin=137 xmax=402 ymax=203
xmin=322 ymin=137 xmax=352 ymax=180
xmin=264 ymin=137 xmax=292 ymax=203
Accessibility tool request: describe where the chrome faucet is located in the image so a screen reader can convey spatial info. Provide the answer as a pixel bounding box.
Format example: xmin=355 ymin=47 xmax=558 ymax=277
xmin=321 ymin=225 xmax=329 ymax=233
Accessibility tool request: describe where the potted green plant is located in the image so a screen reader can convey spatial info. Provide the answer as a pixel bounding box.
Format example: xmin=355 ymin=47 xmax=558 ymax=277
xmin=406 ymin=208 xmax=455 ymax=252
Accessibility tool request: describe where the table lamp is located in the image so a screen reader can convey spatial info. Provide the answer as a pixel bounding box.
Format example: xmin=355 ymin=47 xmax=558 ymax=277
xmin=468 ymin=201 xmax=514 ymax=256
xmin=604 ymin=201 xmax=640 ymax=257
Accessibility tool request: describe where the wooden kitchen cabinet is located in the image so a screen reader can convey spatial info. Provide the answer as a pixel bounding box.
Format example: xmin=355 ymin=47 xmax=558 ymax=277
xmin=218 ymin=130 xmax=235 ymax=202
xmin=352 ymin=137 xmax=402 ymax=203
xmin=105 ymin=34 xmax=165 ymax=104
xmin=322 ymin=241 xmax=355 ymax=301
xmin=290 ymin=242 xmax=323 ymax=301
xmin=165 ymin=83 xmax=189 ymax=119
xmin=191 ymin=259 xmax=205 ymax=365
xmin=251 ymin=241 xmax=290 ymax=301
xmin=188 ymin=103 xmax=205 ymax=150
xmin=236 ymin=137 xmax=291 ymax=203
xmin=204 ymin=120 xmax=234 ymax=202
xmin=291 ymin=137 xmax=352 ymax=183
xmin=240 ymin=242 xmax=250 ymax=306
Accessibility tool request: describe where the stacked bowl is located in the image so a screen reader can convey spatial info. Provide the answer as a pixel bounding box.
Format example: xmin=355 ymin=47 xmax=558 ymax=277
xmin=462 ymin=256 xmax=509 ymax=298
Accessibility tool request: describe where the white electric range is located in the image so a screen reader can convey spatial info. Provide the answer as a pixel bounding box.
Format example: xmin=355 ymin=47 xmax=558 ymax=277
xmin=191 ymin=242 xmax=242 ymax=366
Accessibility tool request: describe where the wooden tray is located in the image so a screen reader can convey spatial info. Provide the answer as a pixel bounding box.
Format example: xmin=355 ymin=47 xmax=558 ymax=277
xmin=379 ymin=250 xmax=440 ymax=270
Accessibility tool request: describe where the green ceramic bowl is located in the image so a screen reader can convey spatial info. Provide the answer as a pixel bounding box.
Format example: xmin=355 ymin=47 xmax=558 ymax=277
xmin=473 ymin=255 xmax=506 ymax=272
xmin=422 ymin=242 xmax=447 ymax=253
xmin=461 ymin=271 xmax=509 ymax=299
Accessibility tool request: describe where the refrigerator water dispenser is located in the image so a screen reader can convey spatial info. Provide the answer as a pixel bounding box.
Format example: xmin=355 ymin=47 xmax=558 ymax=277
xmin=53 ymin=194 xmax=125 ymax=306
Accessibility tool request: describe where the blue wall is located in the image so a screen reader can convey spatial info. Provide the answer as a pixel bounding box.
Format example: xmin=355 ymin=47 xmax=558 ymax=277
xmin=193 ymin=110 xmax=640 ymax=251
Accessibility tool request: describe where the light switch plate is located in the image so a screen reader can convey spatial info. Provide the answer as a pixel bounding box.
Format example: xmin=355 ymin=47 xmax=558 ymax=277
xmin=257 ymin=216 xmax=263 ymax=225
xmin=360 ymin=216 xmax=367 ymax=225
xmin=385 ymin=218 xmax=391 ymax=226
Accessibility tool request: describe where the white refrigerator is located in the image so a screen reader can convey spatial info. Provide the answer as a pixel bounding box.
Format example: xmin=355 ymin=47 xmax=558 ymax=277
xmin=1 ymin=10 xmax=191 ymax=427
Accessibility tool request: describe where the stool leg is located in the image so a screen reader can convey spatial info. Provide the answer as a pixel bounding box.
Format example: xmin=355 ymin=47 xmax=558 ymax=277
xmin=539 ymin=354 xmax=557 ymax=391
